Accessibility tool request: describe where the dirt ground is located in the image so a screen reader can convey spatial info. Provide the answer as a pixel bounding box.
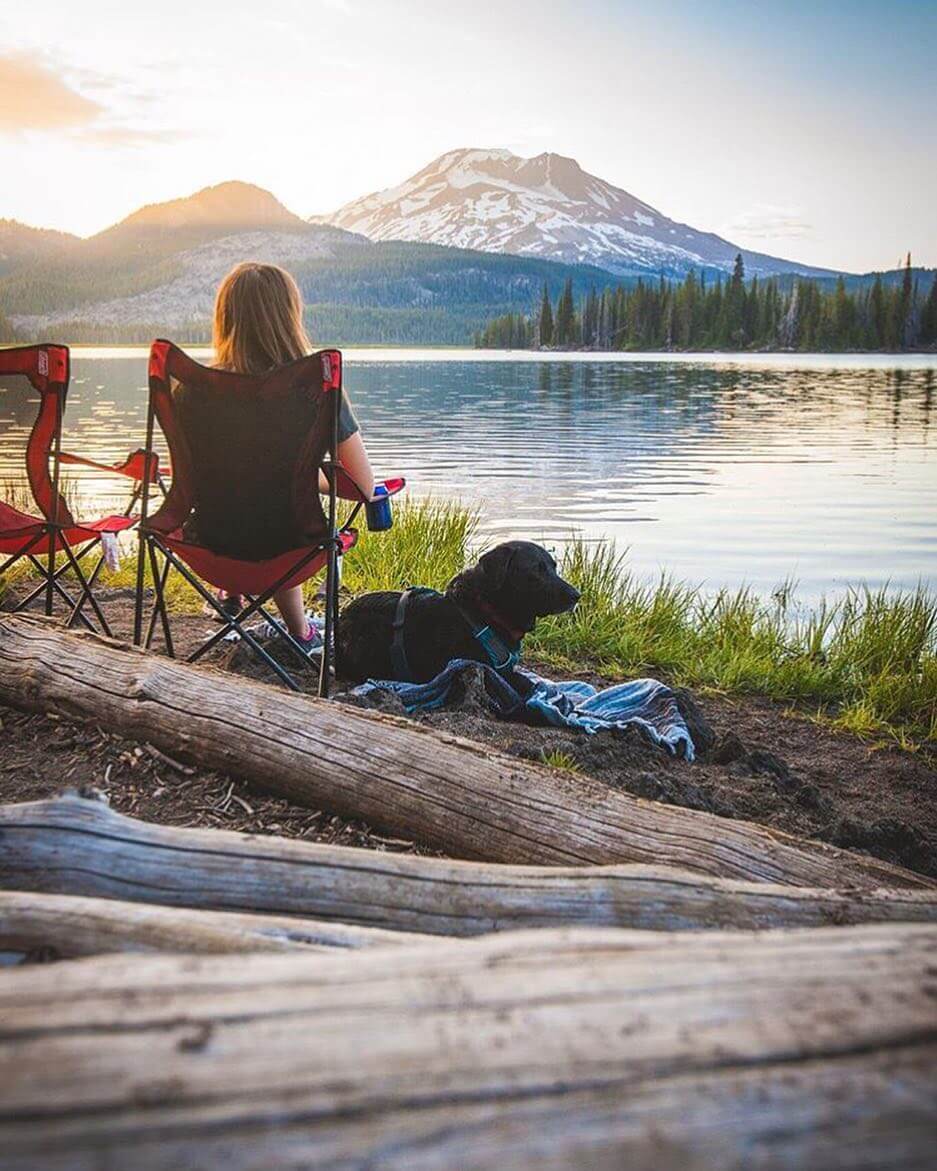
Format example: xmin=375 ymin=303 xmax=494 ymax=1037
xmin=2 ymin=586 xmax=936 ymax=878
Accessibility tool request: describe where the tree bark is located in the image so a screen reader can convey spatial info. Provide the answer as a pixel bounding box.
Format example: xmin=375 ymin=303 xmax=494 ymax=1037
xmin=4 ymin=794 xmax=936 ymax=936
xmin=0 ymin=614 xmax=928 ymax=889
xmin=0 ymin=890 xmax=429 ymax=962
xmin=0 ymin=924 xmax=934 ymax=1170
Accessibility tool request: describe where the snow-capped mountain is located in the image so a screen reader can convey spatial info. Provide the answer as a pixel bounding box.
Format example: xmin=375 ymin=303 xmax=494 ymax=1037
xmin=317 ymin=148 xmax=835 ymax=279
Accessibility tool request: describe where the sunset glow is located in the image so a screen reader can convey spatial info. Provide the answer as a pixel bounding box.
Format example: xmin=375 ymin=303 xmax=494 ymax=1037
xmin=1 ymin=0 xmax=934 ymax=271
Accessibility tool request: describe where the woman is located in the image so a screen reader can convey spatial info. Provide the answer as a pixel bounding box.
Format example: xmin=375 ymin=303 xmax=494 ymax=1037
xmin=202 ymin=261 xmax=374 ymax=648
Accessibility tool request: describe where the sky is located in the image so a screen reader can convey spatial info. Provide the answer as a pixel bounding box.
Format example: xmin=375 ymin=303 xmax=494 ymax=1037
xmin=0 ymin=0 xmax=934 ymax=272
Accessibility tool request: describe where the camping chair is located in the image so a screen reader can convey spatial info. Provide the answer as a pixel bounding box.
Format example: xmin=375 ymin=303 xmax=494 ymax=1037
xmin=0 ymin=343 xmax=137 ymax=634
xmin=133 ymin=339 xmax=404 ymax=696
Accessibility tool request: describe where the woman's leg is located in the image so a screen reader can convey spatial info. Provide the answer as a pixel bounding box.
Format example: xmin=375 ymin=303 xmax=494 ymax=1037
xmin=273 ymin=584 xmax=309 ymax=639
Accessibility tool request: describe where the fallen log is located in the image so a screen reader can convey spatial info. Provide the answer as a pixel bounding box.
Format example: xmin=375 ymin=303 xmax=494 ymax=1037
xmin=3 ymin=794 xmax=936 ymax=935
xmin=0 ymin=924 xmax=934 ymax=1169
xmin=0 ymin=614 xmax=928 ymax=889
xmin=0 ymin=890 xmax=430 ymax=962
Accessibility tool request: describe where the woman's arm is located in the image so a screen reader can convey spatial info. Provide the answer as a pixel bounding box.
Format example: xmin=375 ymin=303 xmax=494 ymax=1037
xmin=337 ymin=431 xmax=375 ymax=499
xmin=318 ymin=431 xmax=376 ymax=499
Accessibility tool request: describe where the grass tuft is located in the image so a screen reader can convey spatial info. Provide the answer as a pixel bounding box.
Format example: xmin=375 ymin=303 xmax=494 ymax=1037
xmin=540 ymin=749 xmax=582 ymax=772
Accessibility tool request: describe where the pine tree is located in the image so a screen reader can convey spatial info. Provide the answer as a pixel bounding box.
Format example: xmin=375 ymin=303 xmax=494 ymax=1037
xmin=582 ymin=286 xmax=599 ymax=347
xmin=538 ymin=283 xmax=554 ymax=348
xmin=901 ymin=252 xmax=915 ymax=348
xmin=921 ymin=273 xmax=937 ymax=347
xmin=778 ymin=281 xmax=799 ymax=349
xmin=869 ymin=276 xmax=885 ymax=349
xmin=555 ymin=277 xmax=576 ymax=347
xmin=724 ymin=253 xmax=747 ymax=346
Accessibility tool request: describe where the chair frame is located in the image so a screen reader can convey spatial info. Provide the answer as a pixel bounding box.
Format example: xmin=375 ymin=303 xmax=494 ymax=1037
xmin=132 ymin=340 xmax=353 ymax=696
xmin=0 ymin=343 xmax=136 ymax=635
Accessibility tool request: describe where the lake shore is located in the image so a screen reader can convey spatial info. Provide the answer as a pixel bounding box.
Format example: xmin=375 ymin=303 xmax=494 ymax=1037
xmin=1 ymin=498 xmax=934 ymax=878
xmin=45 ymin=343 xmax=937 ymax=367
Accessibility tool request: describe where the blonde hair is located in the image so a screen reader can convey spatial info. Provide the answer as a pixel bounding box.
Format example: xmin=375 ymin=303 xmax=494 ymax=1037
xmin=212 ymin=262 xmax=311 ymax=374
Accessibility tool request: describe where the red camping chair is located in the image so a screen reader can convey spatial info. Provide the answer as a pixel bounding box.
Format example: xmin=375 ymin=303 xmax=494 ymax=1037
xmin=133 ymin=340 xmax=404 ymax=695
xmin=0 ymin=343 xmax=137 ymax=634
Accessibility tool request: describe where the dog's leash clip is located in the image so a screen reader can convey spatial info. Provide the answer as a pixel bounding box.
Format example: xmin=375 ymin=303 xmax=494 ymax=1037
xmin=474 ymin=625 xmax=521 ymax=673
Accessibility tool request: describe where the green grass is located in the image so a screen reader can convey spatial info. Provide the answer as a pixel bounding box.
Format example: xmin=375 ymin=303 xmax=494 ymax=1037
xmin=540 ymin=749 xmax=582 ymax=772
xmin=2 ymin=491 xmax=934 ymax=747
xmin=527 ymin=539 xmax=937 ymax=747
xmin=338 ymin=497 xmax=478 ymax=596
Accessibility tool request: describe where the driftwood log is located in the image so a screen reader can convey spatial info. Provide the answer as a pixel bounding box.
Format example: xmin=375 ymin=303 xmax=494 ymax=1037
xmin=0 ymin=890 xmax=430 ymax=962
xmin=0 ymin=924 xmax=934 ymax=1170
xmin=3 ymin=794 xmax=936 ymax=935
xmin=0 ymin=614 xmax=928 ymax=889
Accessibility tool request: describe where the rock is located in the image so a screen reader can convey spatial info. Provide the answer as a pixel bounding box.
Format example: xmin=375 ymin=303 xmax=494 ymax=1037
xmin=746 ymin=748 xmax=792 ymax=783
xmin=829 ymin=817 xmax=931 ymax=873
xmin=625 ymin=771 xmax=717 ymax=815
xmin=711 ymin=733 xmax=746 ymax=765
xmin=794 ymin=783 xmax=828 ymax=812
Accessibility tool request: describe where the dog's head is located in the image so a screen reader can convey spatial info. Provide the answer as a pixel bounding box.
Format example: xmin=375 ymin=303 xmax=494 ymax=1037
xmin=448 ymin=540 xmax=580 ymax=636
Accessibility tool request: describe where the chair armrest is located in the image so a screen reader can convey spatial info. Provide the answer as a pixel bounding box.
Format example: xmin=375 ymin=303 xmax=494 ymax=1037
xmin=331 ymin=467 xmax=406 ymax=502
xmin=60 ymin=448 xmax=169 ymax=483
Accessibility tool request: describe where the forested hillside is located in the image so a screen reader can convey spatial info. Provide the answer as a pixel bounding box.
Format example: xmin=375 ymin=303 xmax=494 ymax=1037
xmin=476 ymin=255 xmax=937 ymax=352
xmin=1 ymin=224 xmax=619 ymax=345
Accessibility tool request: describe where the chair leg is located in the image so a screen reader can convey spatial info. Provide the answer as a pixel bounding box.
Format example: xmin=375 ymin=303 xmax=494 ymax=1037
xmin=17 ymin=540 xmax=97 ymax=614
xmin=45 ymin=532 xmax=55 ymax=618
xmin=188 ymin=606 xmax=301 ymax=692
xmin=0 ymin=530 xmax=45 ymax=578
xmin=148 ymin=546 xmax=301 ymax=691
xmin=133 ymin=530 xmax=148 ymax=648
xmin=60 ymin=543 xmax=113 ymax=637
xmin=188 ymin=592 xmax=313 ymax=688
xmin=66 ymin=542 xmax=105 ymax=629
xmin=253 ymin=600 xmax=324 ymax=669
xmin=21 ymin=555 xmax=96 ymax=631
xmin=319 ymin=542 xmax=339 ymax=699
xmin=146 ymin=541 xmax=174 ymax=657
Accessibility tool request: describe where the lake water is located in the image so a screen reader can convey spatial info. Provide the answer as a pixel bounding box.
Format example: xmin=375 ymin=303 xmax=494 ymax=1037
xmin=1 ymin=348 xmax=935 ymax=600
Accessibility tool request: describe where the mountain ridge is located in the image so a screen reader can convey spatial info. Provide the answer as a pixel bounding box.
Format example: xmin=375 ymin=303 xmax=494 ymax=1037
xmin=92 ymin=180 xmax=309 ymax=243
xmin=316 ymin=147 xmax=839 ymax=280
xmin=2 ymin=173 xmax=924 ymax=347
xmin=0 ymin=182 xmax=621 ymax=344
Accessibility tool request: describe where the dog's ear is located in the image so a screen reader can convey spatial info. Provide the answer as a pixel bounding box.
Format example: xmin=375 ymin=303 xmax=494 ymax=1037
xmin=477 ymin=545 xmax=515 ymax=593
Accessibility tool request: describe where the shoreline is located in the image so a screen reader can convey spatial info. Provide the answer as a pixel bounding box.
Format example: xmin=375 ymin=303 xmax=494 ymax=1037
xmin=8 ymin=342 xmax=937 ymax=368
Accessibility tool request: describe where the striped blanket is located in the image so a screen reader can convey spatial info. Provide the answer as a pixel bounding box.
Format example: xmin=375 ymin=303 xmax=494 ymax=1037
xmin=353 ymin=659 xmax=695 ymax=760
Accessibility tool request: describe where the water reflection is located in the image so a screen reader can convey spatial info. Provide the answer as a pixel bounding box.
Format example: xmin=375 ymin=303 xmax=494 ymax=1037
xmin=1 ymin=352 xmax=934 ymax=599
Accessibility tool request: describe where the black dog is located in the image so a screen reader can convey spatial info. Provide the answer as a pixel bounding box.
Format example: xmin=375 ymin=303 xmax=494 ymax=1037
xmin=335 ymin=540 xmax=580 ymax=683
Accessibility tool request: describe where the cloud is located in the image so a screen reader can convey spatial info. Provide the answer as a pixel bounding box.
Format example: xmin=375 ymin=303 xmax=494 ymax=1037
xmin=0 ymin=51 xmax=189 ymax=148
xmin=0 ymin=52 xmax=103 ymax=131
xmin=725 ymin=204 xmax=813 ymax=240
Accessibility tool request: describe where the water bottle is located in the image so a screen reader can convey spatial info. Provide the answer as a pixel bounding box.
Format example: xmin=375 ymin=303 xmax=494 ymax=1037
xmin=365 ymin=483 xmax=393 ymax=531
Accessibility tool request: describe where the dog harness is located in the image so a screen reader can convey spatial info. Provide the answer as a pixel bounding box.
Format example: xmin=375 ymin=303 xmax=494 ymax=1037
xmin=390 ymin=587 xmax=521 ymax=682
